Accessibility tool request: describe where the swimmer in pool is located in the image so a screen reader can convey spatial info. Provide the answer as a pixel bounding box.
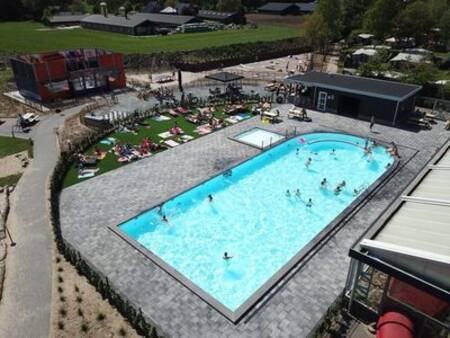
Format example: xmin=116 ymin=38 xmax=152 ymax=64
xmin=162 ymin=215 xmax=168 ymax=222
xmin=295 ymin=189 xmax=301 ymax=197
xmin=286 ymin=189 xmax=291 ymax=197
xmin=306 ymin=198 xmax=313 ymax=207
xmin=296 ymin=148 xmax=299 ymax=155
xmin=305 ymin=157 xmax=312 ymax=168
xmin=223 ymin=252 xmax=232 ymax=260
xmin=339 ymin=180 xmax=346 ymax=188
xmin=208 ymin=194 xmax=213 ymax=202
xmin=330 ymin=149 xmax=336 ymax=156
xmin=320 ymin=178 xmax=327 ymax=188
xmin=334 ymin=186 xmax=342 ymax=195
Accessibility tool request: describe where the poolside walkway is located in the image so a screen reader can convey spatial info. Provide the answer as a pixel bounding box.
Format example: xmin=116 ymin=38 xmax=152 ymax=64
xmin=0 ymin=107 xmax=81 ymax=338
xmin=59 ymin=106 xmax=449 ymax=338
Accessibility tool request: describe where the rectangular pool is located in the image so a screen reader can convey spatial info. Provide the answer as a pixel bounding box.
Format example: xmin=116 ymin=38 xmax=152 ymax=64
xmin=119 ymin=132 xmax=393 ymax=320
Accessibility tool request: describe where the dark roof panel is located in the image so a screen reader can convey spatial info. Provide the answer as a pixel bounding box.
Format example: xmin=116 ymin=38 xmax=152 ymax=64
xmin=82 ymin=13 xmax=197 ymax=28
xmin=258 ymin=2 xmax=299 ymax=12
xmin=197 ymin=10 xmax=237 ymax=20
xmin=49 ymin=14 xmax=89 ymax=23
xmin=206 ymin=72 xmax=244 ymax=82
xmin=286 ymin=71 xmax=422 ymax=100
xmin=296 ymin=2 xmax=316 ymax=12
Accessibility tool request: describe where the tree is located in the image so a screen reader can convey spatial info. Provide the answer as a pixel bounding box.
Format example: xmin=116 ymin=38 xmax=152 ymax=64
xmin=396 ymin=1 xmax=432 ymax=45
xmin=69 ymin=0 xmax=90 ymax=13
xmin=1 ymin=0 xmax=24 ymax=21
xmin=401 ymin=63 xmax=438 ymax=86
xmin=428 ymin=0 xmax=449 ymax=25
xmin=341 ymin=0 xmax=374 ymax=34
xmin=317 ymin=0 xmax=342 ymax=40
xmin=216 ymin=0 xmax=242 ymax=12
xmin=357 ymin=49 xmax=392 ymax=77
xmin=440 ymin=9 xmax=450 ymax=46
xmin=363 ymin=0 xmax=402 ymax=39
xmin=303 ymin=12 xmax=330 ymax=55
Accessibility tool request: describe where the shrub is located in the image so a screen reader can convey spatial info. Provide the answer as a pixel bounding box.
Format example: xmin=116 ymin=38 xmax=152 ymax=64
xmin=60 ymin=296 xmax=66 ymax=302
xmin=57 ymin=267 xmax=63 ymax=272
xmin=118 ymin=327 xmax=127 ymax=336
xmin=76 ymin=296 xmax=83 ymax=303
xmin=57 ymin=286 xmax=63 ymax=293
xmin=59 ymin=307 xmax=67 ymax=317
xmin=58 ymin=275 xmax=63 ymax=283
xmin=81 ymin=323 xmax=89 ymax=333
xmin=57 ymin=321 xmax=64 ymax=330
xmin=96 ymin=312 xmax=106 ymax=321
xmin=77 ymin=308 xmax=84 ymax=317
xmin=74 ymin=285 xmax=80 ymax=293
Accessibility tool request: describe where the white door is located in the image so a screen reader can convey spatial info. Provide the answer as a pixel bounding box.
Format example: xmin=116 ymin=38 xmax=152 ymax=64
xmin=317 ymin=91 xmax=327 ymax=111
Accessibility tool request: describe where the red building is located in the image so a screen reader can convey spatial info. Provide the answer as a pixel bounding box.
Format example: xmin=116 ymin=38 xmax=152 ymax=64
xmin=10 ymin=49 xmax=126 ymax=103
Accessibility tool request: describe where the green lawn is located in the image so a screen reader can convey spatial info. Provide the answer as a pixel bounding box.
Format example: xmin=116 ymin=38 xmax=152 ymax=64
xmin=0 ymin=173 xmax=22 ymax=187
xmin=63 ymin=106 xmax=253 ymax=188
xmin=0 ymin=136 xmax=32 ymax=158
xmin=0 ymin=21 xmax=300 ymax=55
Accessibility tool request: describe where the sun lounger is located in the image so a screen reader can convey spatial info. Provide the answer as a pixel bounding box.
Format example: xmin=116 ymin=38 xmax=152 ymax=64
xmin=408 ymin=117 xmax=432 ymax=129
xmin=195 ymin=124 xmax=213 ymax=135
xmin=152 ymin=115 xmax=171 ymax=122
xmin=180 ymin=135 xmax=194 ymax=142
xmin=225 ymin=116 xmax=244 ymax=124
xmin=164 ymin=140 xmax=180 ymax=148
xmin=158 ymin=131 xmax=173 ymax=139
xmin=167 ymin=109 xmax=178 ymax=117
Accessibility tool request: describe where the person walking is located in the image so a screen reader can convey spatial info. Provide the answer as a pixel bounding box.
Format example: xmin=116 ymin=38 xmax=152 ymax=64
xmin=369 ymin=115 xmax=375 ymax=132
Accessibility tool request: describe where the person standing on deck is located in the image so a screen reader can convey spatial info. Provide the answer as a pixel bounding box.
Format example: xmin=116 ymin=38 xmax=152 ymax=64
xmin=370 ymin=115 xmax=376 ymax=132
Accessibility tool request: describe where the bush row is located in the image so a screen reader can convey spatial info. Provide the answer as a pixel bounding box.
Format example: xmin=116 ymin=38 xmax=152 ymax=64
xmin=124 ymin=37 xmax=310 ymax=72
xmin=49 ymin=126 xmax=162 ymax=338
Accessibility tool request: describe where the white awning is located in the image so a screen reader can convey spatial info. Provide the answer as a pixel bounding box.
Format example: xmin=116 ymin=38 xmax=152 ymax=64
xmin=363 ymin=143 xmax=450 ymax=288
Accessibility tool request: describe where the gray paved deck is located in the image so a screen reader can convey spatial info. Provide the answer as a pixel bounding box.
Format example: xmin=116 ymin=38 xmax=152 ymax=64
xmin=59 ymin=106 xmax=449 ymax=338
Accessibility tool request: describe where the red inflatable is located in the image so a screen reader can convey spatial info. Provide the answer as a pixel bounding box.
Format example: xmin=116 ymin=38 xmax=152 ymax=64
xmin=376 ymin=312 xmax=414 ymax=338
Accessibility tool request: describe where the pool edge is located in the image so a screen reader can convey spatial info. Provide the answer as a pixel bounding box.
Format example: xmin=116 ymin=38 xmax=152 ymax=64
xmin=108 ymin=130 xmax=400 ymax=324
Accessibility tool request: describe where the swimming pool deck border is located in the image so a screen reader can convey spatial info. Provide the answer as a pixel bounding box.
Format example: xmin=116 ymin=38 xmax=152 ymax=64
xmin=108 ymin=131 xmax=399 ymax=323
xmin=60 ymin=106 xmax=449 ymax=337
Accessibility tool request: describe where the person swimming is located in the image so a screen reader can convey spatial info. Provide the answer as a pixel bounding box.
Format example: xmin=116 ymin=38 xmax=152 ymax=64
xmin=306 ymin=198 xmax=313 ymax=207
xmin=320 ymin=178 xmax=327 ymax=188
xmin=330 ymin=149 xmax=336 ymax=156
xmin=162 ymin=215 xmax=168 ymax=223
xmin=157 ymin=205 xmax=163 ymax=215
xmin=353 ymin=188 xmax=361 ymax=196
xmin=334 ymin=186 xmax=342 ymax=195
xmin=286 ymin=189 xmax=291 ymax=197
xmin=339 ymin=180 xmax=346 ymax=188
xmin=295 ymin=189 xmax=301 ymax=197
xmin=305 ymin=157 xmax=312 ymax=168
xmin=223 ymin=252 xmax=232 ymax=260
xmin=296 ymin=148 xmax=299 ymax=156
xmin=208 ymin=194 xmax=213 ymax=202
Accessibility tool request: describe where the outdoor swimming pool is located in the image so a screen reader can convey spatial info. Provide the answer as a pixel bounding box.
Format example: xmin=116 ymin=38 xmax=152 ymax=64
xmin=233 ymin=127 xmax=286 ymax=149
xmin=119 ymin=132 xmax=394 ymax=317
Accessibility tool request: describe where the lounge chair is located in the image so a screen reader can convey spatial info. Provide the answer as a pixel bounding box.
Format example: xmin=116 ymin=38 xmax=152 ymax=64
xmin=261 ymin=110 xmax=280 ymax=123
xmin=408 ymin=117 xmax=432 ymax=130
xmin=288 ymin=107 xmax=311 ymax=122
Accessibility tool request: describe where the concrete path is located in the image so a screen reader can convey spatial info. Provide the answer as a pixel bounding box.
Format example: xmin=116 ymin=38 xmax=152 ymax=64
xmin=0 ymin=108 xmax=81 ymax=338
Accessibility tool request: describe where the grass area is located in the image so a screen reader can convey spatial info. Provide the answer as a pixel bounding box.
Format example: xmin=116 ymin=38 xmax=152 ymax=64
xmin=0 ymin=21 xmax=300 ymax=55
xmin=63 ymin=106 xmax=253 ymax=188
xmin=0 ymin=136 xmax=32 ymax=158
xmin=0 ymin=173 xmax=22 ymax=186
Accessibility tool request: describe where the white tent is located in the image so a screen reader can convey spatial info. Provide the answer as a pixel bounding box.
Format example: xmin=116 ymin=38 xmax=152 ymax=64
xmin=160 ymin=6 xmax=177 ymax=14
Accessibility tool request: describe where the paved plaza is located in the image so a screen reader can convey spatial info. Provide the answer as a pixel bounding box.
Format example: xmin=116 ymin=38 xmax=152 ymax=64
xmin=59 ymin=105 xmax=449 ymax=338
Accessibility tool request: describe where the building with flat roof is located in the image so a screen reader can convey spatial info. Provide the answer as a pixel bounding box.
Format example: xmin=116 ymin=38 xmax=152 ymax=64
xmin=258 ymin=2 xmax=316 ymax=15
xmin=10 ymin=49 xmax=126 ymax=103
xmin=197 ymin=10 xmax=246 ymax=25
xmin=47 ymin=13 xmax=89 ymax=27
xmin=285 ymin=71 xmax=422 ymax=125
xmin=81 ymin=12 xmax=201 ymax=35
xmin=345 ymin=141 xmax=450 ymax=338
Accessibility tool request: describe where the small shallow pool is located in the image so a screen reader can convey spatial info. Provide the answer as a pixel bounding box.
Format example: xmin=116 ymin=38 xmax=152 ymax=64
xmin=233 ymin=127 xmax=285 ymax=149
xmin=119 ymin=132 xmax=393 ymax=318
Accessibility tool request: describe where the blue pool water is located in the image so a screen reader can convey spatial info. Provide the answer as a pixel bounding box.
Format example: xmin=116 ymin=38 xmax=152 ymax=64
xmin=120 ymin=132 xmax=393 ymax=311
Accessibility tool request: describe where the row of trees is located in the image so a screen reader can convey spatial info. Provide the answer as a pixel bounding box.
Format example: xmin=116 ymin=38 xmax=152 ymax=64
xmin=304 ymin=0 xmax=450 ymax=54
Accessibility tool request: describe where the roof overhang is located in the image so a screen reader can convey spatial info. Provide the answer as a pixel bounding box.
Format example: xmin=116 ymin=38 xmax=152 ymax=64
xmin=285 ymin=76 xmax=422 ymax=102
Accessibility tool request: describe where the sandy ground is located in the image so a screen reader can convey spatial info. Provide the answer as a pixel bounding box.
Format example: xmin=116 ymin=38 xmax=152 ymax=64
xmin=51 ymin=253 xmax=141 ymax=338
xmin=0 ymin=151 xmax=28 ymax=178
